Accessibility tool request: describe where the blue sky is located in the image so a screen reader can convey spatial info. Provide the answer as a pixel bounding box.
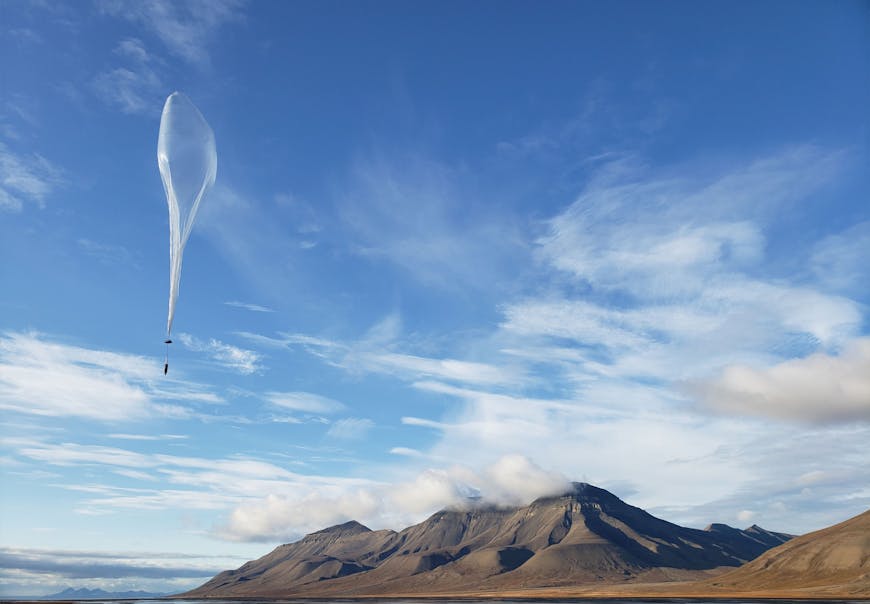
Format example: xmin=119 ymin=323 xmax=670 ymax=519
xmin=1 ymin=0 xmax=869 ymax=596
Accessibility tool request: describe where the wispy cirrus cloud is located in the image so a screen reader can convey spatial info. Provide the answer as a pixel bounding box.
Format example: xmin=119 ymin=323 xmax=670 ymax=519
xmin=516 ymin=145 xmax=862 ymax=395
xmin=107 ymin=433 xmax=188 ymax=441
xmin=0 ymin=332 xmax=218 ymax=421
xmin=98 ymin=0 xmax=246 ymax=66
xmin=327 ymin=417 xmax=374 ymax=440
xmin=77 ymin=238 xmax=139 ymax=268
xmin=224 ymin=300 xmax=274 ymax=313
xmin=810 ymin=220 xmax=870 ymax=297
xmin=264 ymin=391 xmax=345 ymax=414
xmin=538 ymin=146 xmax=846 ymax=300
xmin=231 ymin=144 xmax=868 ymax=536
xmin=339 ymin=152 xmax=527 ymax=291
xmin=177 ymin=333 xmax=263 ymax=375
xmin=92 ymin=38 xmax=163 ymax=116
xmin=239 ymin=315 xmax=525 ymax=389
xmin=0 ymin=141 xmax=63 ymax=212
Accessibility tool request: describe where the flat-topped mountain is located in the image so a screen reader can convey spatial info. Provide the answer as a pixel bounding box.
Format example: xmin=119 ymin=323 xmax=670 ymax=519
xmin=185 ymin=482 xmax=791 ymax=597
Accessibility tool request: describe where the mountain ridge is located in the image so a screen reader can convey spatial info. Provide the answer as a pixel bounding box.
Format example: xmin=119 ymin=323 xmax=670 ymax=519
xmin=185 ymin=482 xmax=793 ymax=597
xmin=704 ymin=508 xmax=870 ymax=596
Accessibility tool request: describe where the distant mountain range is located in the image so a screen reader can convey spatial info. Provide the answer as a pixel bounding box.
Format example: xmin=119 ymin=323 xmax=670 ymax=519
xmin=39 ymin=587 xmax=167 ymax=600
xmin=184 ymin=482 xmax=795 ymax=597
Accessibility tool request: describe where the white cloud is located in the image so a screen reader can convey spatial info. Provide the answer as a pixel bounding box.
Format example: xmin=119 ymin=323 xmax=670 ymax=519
xmin=107 ymin=433 xmax=188 ymax=441
xmin=245 ymin=316 xmax=525 ymax=389
xmin=401 ymin=416 xmax=449 ymax=430
xmin=736 ymin=509 xmax=755 ymax=523
xmin=219 ymin=455 xmax=571 ymax=541
xmin=390 ymin=447 xmax=425 ymax=458
xmin=0 ymin=333 xmax=153 ymax=421
xmin=811 ymin=220 xmax=870 ymax=296
xmin=77 ymin=238 xmax=139 ymax=268
xmin=115 ymin=37 xmax=149 ymax=62
xmin=360 ymin=351 xmax=523 ymax=387
xmin=224 ymin=301 xmax=274 ymax=313
xmin=265 ymin=391 xmax=345 ymax=414
xmin=222 ymin=145 xmax=869 ymax=538
xmin=177 ymin=333 xmax=263 ymax=375
xmin=538 ymin=146 xmax=843 ymax=300
xmin=501 ymin=279 xmax=861 ymax=383
xmin=98 ymin=0 xmax=245 ymax=65
xmin=8 ymin=438 xmax=382 ymax=522
xmin=0 ymin=332 xmax=220 ymax=421
xmin=220 ymin=488 xmax=381 ymax=542
xmin=482 ymin=454 xmax=571 ymax=505
xmin=389 ymin=469 xmax=468 ymax=515
xmin=500 ymin=148 xmax=861 ymax=402
xmin=0 ymin=141 xmax=63 ymax=211
xmin=92 ymin=39 xmax=162 ymax=115
xmin=688 ymin=338 xmax=870 ymax=422
xmin=327 ymin=417 xmax=374 ymax=440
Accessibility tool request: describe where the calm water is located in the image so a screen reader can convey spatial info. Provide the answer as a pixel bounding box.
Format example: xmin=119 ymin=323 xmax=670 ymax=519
xmin=22 ymin=599 xmax=865 ymax=604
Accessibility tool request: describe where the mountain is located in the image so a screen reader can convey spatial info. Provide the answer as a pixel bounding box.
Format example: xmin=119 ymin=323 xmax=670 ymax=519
xmin=705 ymin=508 xmax=870 ymax=597
xmin=40 ymin=587 xmax=167 ymax=599
xmin=185 ymin=482 xmax=790 ymax=597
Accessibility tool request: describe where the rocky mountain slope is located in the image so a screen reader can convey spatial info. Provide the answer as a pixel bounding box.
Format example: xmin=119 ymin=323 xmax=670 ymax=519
xmin=185 ymin=482 xmax=791 ymax=597
xmin=705 ymin=508 xmax=870 ymax=596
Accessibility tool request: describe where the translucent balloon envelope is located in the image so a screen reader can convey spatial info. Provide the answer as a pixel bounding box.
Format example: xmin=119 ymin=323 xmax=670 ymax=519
xmin=158 ymin=91 xmax=217 ymax=338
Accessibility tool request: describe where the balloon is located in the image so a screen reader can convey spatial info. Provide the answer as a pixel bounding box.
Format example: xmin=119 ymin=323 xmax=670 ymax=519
xmin=157 ymin=92 xmax=217 ymax=343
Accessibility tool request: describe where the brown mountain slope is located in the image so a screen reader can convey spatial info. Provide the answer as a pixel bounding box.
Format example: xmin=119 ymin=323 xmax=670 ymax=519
xmin=704 ymin=508 xmax=870 ymax=597
xmin=191 ymin=521 xmax=396 ymax=594
xmin=184 ymin=483 xmax=791 ymax=597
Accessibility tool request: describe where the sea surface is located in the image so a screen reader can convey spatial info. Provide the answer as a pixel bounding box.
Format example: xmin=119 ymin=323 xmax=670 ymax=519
xmin=11 ymin=599 xmax=866 ymax=604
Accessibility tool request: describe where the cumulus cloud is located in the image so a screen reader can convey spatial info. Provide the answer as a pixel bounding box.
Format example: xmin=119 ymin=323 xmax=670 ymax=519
xmin=482 ymin=454 xmax=571 ymax=505
xmin=388 ymin=457 xmax=568 ymax=514
xmin=736 ymin=510 xmax=755 ymax=523
xmin=215 ymin=455 xmax=571 ymax=542
xmin=219 ymin=489 xmax=382 ymax=542
xmin=688 ymin=338 xmax=870 ymax=422
xmin=389 ymin=469 xmax=470 ymax=515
